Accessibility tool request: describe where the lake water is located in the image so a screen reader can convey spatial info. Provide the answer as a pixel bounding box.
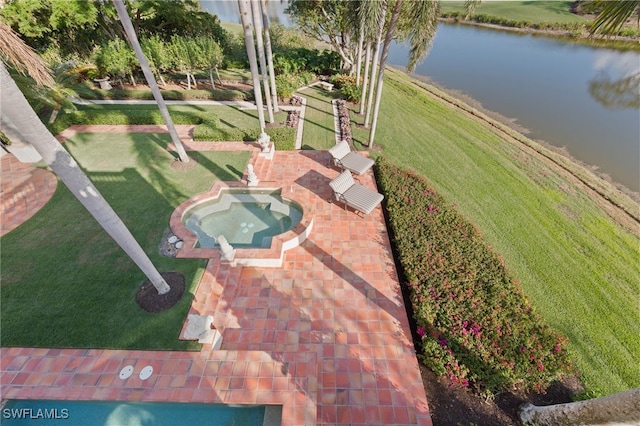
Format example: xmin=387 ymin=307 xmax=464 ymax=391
xmin=388 ymin=25 xmax=640 ymax=192
xmin=203 ymin=1 xmax=640 ymax=192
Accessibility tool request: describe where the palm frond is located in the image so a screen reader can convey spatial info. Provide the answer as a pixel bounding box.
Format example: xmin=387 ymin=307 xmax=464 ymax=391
xmin=358 ymin=0 xmax=388 ymax=41
xmin=0 ymin=21 xmax=54 ymax=87
xmin=586 ymin=0 xmax=640 ymax=36
xmin=464 ymin=0 xmax=482 ymax=19
xmin=406 ymin=0 xmax=439 ymax=72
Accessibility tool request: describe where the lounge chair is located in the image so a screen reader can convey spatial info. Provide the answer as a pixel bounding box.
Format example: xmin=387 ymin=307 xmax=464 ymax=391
xmin=329 ymin=170 xmax=384 ymax=216
xmin=328 ymin=140 xmax=375 ymax=176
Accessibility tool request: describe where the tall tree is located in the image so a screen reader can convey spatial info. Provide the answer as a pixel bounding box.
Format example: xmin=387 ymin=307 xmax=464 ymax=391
xmin=113 ymin=0 xmax=190 ymax=163
xmin=368 ymin=0 xmax=439 ymax=148
xmin=0 ymin=23 xmax=171 ymax=295
xmin=363 ymin=0 xmax=387 ymax=129
xmin=251 ymin=0 xmax=274 ymax=123
xmin=260 ymin=0 xmax=279 ymax=113
xmin=195 ymin=36 xmax=224 ymax=90
xmin=238 ymin=0 xmax=266 ymax=132
xmin=286 ymin=0 xmax=356 ymax=74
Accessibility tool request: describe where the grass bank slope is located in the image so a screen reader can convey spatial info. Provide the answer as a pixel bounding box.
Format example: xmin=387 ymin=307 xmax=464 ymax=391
xmin=440 ymin=1 xmax=587 ymax=24
xmin=365 ymin=69 xmax=639 ymax=397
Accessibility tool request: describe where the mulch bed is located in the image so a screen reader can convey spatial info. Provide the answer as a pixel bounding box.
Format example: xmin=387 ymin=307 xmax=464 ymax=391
xmin=420 ymin=357 xmax=583 ymax=425
xmin=135 ymin=271 xmax=185 ymax=313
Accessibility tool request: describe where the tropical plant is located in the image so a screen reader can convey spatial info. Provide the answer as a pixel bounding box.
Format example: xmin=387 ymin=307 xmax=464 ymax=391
xmin=92 ymin=37 xmax=138 ymax=86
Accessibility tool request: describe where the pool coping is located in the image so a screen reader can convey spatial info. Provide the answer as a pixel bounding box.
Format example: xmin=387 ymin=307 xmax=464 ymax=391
xmin=169 ymin=181 xmax=314 ymax=268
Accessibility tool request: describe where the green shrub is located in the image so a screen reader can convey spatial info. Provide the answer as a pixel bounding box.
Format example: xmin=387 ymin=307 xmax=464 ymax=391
xmin=375 ymin=158 xmax=572 ymax=397
xmin=275 ymin=74 xmax=301 ymax=98
xmin=340 ymin=82 xmax=361 ymax=103
xmin=298 ymin=71 xmax=316 ymax=86
xmin=193 ymin=124 xmax=248 ymax=141
xmin=329 ymin=74 xmax=356 ymax=89
xmin=193 ymin=124 xmax=295 ymax=150
xmin=266 ymin=127 xmax=296 ymax=151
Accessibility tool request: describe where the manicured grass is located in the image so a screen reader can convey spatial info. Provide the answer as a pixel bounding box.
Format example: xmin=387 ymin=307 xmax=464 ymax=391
xmin=440 ymin=1 xmax=587 ymax=24
xmin=0 ymin=133 xmax=251 ymax=350
xmin=297 ymin=86 xmax=340 ymax=150
xmin=368 ymin=68 xmax=639 ymax=396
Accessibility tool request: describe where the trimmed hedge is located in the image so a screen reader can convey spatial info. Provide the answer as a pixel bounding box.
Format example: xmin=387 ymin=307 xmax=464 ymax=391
xmin=193 ymin=124 xmax=296 ymax=151
xmin=375 ymin=158 xmax=572 ymax=397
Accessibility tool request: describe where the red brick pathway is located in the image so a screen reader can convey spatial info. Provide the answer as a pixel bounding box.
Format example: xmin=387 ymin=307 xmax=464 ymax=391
xmin=0 ymin=153 xmax=57 ymax=236
xmin=1 ymin=126 xmax=432 ymax=425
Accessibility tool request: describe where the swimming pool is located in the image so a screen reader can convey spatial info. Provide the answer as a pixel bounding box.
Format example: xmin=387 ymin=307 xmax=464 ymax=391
xmin=1 ymin=400 xmax=281 ymax=426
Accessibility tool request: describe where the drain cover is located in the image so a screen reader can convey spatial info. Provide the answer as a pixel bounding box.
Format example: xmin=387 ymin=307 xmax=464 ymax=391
xmin=119 ymin=365 xmax=134 ymax=380
xmin=139 ymin=365 xmax=153 ymax=380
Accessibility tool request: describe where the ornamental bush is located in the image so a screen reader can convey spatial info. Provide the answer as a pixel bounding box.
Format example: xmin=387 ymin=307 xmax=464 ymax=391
xmin=375 ymin=158 xmax=572 ymax=398
xmin=193 ymin=124 xmax=295 ymax=150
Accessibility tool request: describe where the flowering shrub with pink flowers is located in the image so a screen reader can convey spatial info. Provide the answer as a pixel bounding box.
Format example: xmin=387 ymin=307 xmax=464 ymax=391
xmin=335 ymin=99 xmax=353 ymax=144
xmin=376 ymin=158 xmax=573 ymax=397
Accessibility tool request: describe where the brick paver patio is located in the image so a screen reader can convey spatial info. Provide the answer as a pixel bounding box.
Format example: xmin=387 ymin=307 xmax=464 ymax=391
xmin=1 ymin=125 xmax=431 ymax=425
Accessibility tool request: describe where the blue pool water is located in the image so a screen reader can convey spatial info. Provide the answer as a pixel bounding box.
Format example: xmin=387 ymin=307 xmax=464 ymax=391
xmin=1 ymin=400 xmax=269 ymax=426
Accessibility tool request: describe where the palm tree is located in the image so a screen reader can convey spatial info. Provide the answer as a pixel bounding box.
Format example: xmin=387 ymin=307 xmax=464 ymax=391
xmin=238 ymin=0 xmax=266 ymax=132
xmin=0 ymin=23 xmax=171 ymax=295
xmin=250 ymin=0 xmax=274 ymax=124
xmin=260 ymin=0 xmax=279 ymax=113
xmin=368 ymin=0 xmax=439 ymax=148
xmin=112 ymin=0 xmax=190 ymax=164
xmin=363 ymin=0 xmax=387 ymax=129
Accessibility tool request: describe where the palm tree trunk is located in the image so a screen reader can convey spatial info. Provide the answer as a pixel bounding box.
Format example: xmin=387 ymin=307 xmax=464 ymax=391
xmin=368 ymin=0 xmax=403 ymax=149
xmin=364 ymin=1 xmax=386 ymax=128
xmin=113 ymin=0 xmax=190 ymax=163
xmin=238 ymin=0 xmax=266 ymax=132
xmin=0 ymin=63 xmax=171 ymax=295
xmin=355 ymin=20 xmax=365 ymax=87
xmin=260 ymin=0 xmax=279 ymax=113
xmin=251 ymin=0 xmax=274 ymax=124
xmin=520 ymin=388 xmax=640 ymax=425
xmin=209 ymin=68 xmax=216 ymax=89
xmin=359 ymin=42 xmax=372 ymax=115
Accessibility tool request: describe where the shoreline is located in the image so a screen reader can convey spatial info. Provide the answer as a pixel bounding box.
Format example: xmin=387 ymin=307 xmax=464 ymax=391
xmin=438 ymin=18 xmax=640 ymax=51
xmin=387 ymin=67 xmax=640 ymax=234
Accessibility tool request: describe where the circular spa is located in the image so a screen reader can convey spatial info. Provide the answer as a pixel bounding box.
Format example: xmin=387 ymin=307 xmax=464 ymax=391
xmin=184 ymin=189 xmax=303 ymax=249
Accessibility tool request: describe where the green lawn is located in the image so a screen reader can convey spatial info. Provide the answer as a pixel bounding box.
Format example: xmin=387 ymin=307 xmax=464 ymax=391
xmin=440 ymin=1 xmax=587 ymax=23
xmin=76 ymin=103 xmax=287 ymax=130
xmin=297 ymin=86 xmax=340 ymax=150
xmin=368 ymin=69 xmax=639 ymax=396
xmin=0 ymin=134 xmax=251 ymax=350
